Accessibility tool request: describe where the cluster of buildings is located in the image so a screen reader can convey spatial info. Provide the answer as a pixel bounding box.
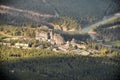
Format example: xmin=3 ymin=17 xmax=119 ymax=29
xmin=1 ymin=28 xmax=100 ymax=56
xmin=35 ymin=29 xmax=86 ymax=53
xmin=35 ymin=29 xmax=65 ymax=45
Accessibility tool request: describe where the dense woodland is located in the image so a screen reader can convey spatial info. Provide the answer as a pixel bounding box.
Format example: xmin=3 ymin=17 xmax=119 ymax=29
xmin=94 ymin=21 xmax=120 ymax=41
xmin=0 ymin=0 xmax=120 ymax=27
xmin=0 ymin=46 xmax=120 ymax=80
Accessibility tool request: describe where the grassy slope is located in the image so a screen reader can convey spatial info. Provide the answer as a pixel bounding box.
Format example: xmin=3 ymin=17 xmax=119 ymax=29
xmin=0 ymin=46 xmax=120 ymax=80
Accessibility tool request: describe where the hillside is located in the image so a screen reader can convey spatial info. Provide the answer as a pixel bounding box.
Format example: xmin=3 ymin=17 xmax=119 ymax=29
xmin=0 ymin=0 xmax=120 ymax=27
xmin=0 ymin=1 xmax=120 ymax=80
xmin=95 ymin=24 xmax=120 ymax=41
xmin=1 ymin=46 xmax=120 ymax=80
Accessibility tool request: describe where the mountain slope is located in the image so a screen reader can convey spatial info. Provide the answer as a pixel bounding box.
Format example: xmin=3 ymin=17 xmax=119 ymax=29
xmin=0 ymin=0 xmax=120 ymax=26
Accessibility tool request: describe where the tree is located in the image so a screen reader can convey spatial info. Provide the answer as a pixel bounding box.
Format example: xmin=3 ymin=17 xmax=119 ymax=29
xmin=56 ymin=17 xmax=80 ymax=30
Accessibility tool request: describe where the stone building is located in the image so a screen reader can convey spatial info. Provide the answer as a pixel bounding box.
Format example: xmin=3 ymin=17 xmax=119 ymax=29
xmin=53 ymin=24 xmax=62 ymax=30
xmin=48 ymin=29 xmax=65 ymax=45
xmin=35 ymin=30 xmax=49 ymax=41
xmin=71 ymin=38 xmax=76 ymax=44
xmin=49 ymin=29 xmax=54 ymax=40
xmin=53 ymin=33 xmax=65 ymax=45
xmin=15 ymin=43 xmax=29 ymax=48
xmin=62 ymin=26 xmax=68 ymax=31
xmin=35 ymin=29 xmax=65 ymax=45
xmin=70 ymin=38 xmax=86 ymax=49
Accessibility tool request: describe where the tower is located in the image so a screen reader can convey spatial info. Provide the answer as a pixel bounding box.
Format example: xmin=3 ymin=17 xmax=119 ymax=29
xmin=49 ymin=29 xmax=54 ymax=40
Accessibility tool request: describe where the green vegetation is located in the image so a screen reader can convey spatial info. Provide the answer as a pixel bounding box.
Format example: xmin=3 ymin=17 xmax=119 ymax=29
xmin=0 ymin=34 xmax=8 ymax=40
xmin=86 ymin=41 xmax=120 ymax=55
xmin=0 ymin=46 xmax=57 ymax=60
xmin=94 ymin=21 xmax=120 ymax=41
xmin=1 ymin=0 xmax=120 ymax=26
xmin=0 ymin=46 xmax=120 ymax=80
xmin=0 ymin=24 xmax=90 ymax=42
xmin=54 ymin=17 xmax=79 ymax=30
xmin=108 ymin=41 xmax=120 ymax=46
xmin=0 ymin=25 xmax=36 ymax=38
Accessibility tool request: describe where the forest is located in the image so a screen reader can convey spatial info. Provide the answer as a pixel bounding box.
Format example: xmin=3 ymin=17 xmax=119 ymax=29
xmin=0 ymin=0 xmax=120 ymax=27
xmin=0 ymin=45 xmax=120 ymax=80
xmin=94 ymin=20 xmax=120 ymax=41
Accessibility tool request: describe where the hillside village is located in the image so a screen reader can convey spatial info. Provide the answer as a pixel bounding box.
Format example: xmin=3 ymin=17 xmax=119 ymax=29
xmin=35 ymin=29 xmax=88 ymax=52
xmin=0 ymin=25 xmax=100 ymax=56
xmin=1 ymin=14 xmax=120 ymax=56
xmin=1 ymin=13 xmax=120 ymax=56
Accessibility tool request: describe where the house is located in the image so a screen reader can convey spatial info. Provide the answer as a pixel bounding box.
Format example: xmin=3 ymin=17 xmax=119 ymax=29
xmin=0 ymin=42 xmax=11 ymax=46
xmin=72 ymin=49 xmax=90 ymax=56
xmin=53 ymin=33 xmax=65 ymax=45
xmin=53 ymin=24 xmax=62 ymax=30
xmin=35 ymin=30 xmax=49 ymax=41
xmin=77 ymin=44 xmax=86 ymax=49
xmin=62 ymin=26 xmax=68 ymax=31
xmin=70 ymin=38 xmax=86 ymax=49
xmin=15 ymin=43 xmax=29 ymax=48
xmin=49 ymin=39 xmax=56 ymax=45
xmin=87 ymin=49 xmax=99 ymax=53
xmin=36 ymin=29 xmax=65 ymax=45
xmin=36 ymin=45 xmax=44 ymax=49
